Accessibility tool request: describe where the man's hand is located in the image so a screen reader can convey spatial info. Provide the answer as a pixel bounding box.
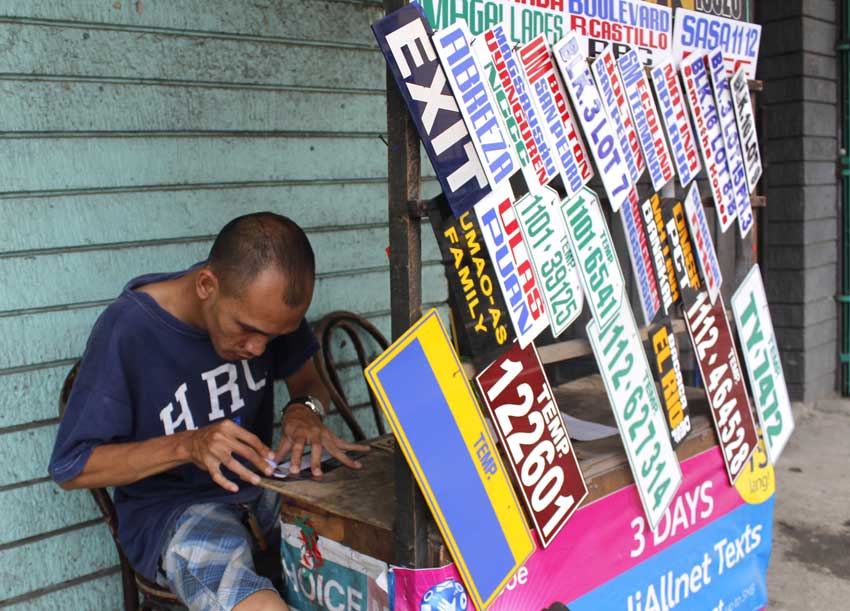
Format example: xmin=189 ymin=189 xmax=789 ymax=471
xmin=185 ymin=419 xmax=276 ymax=493
xmin=275 ymin=404 xmax=370 ymax=478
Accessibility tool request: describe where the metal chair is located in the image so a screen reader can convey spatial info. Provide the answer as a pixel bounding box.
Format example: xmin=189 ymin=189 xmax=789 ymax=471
xmin=58 ymin=361 xmax=185 ymax=611
xmin=311 ymin=311 xmax=389 ymax=441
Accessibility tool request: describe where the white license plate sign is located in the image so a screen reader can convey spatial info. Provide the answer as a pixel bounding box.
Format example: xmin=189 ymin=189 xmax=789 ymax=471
xmin=434 ymin=21 xmax=519 ymax=189
xmin=476 ymin=341 xmax=588 ymax=547
xmin=558 ymin=187 xmax=625 ymax=329
xmin=641 ymin=194 xmax=676 ymax=315
xmin=514 ymin=187 xmax=584 ymax=336
xmin=620 ymin=189 xmax=662 ymax=326
xmin=706 ymin=48 xmax=753 ymax=238
xmin=681 ymin=52 xmax=737 ymax=232
xmin=731 ymin=265 xmax=795 ymax=465
xmin=554 ymin=33 xmax=633 ymax=212
xmin=484 ymin=24 xmax=559 ymax=189
xmin=650 ymin=58 xmax=701 ymax=188
xmin=731 ymin=67 xmax=763 ymax=194
xmin=683 ymin=185 xmax=722 ymax=305
xmin=592 ymin=45 xmax=642 ymax=184
xmin=477 ymin=183 xmax=551 ymax=347
xmin=618 ymin=48 xmax=675 ymax=192
xmin=684 ymin=292 xmax=759 ymax=484
xmin=588 ymin=304 xmax=682 ymax=530
xmin=518 ymin=35 xmax=594 ymax=198
xmin=566 ymin=0 xmax=673 ymax=66
xmin=673 ymin=8 xmax=761 ymax=79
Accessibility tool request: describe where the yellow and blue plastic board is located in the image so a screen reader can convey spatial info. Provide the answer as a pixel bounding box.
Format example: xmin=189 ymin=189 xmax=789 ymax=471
xmin=364 ymin=309 xmax=534 ymax=610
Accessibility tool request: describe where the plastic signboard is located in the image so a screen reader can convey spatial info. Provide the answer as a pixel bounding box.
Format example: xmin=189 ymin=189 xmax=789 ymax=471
xmin=683 ymin=185 xmax=723 ymax=305
xmin=431 ymin=196 xmax=516 ymax=368
xmin=421 ymin=0 xmax=568 ymax=45
xmin=673 ymin=8 xmax=761 ymax=79
xmin=364 ymin=309 xmax=535 ymax=611
xmin=587 ymin=303 xmax=683 ymax=530
xmin=641 ymin=194 xmax=677 ymax=315
xmin=553 ymin=33 xmax=633 ymax=212
xmin=476 ymin=183 xmax=550 ymax=348
xmin=592 ymin=45 xmax=643 ymax=185
xmin=649 ymin=58 xmax=701 ymax=188
xmin=646 ymin=321 xmax=692 ymax=447
xmin=475 ymin=341 xmax=588 ymax=547
xmin=433 ymin=21 xmax=519 ymax=190
xmin=513 ymin=187 xmax=584 ymax=336
xmin=620 ymin=189 xmax=662 ymax=326
xmin=706 ymin=49 xmax=753 ymax=238
xmin=392 ymin=443 xmax=775 ymax=611
xmin=731 ymin=265 xmax=795 ymax=465
xmin=681 ymin=52 xmax=737 ymax=232
xmin=663 ymin=197 xmax=702 ymax=306
xmin=565 ymin=0 xmax=673 ymax=65
xmin=558 ymin=187 xmax=625 ymax=330
xmin=372 ymin=4 xmax=490 ymax=216
xmin=484 ymin=24 xmax=559 ymax=190
xmin=683 ymin=292 xmax=759 ymax=485
xmin=652 ymin=0 xmax=745 ymax=20
xmin=618 ymin=48 xmax=675 ymax=192
xmin=518 ymin=35 xmax=594 ymax=198
xmin=731 ymin=67 xmax=763 ymax=194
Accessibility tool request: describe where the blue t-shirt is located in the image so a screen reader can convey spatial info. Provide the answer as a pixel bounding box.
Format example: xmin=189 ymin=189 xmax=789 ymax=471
xmin=48 ymin=266 xmax=318 ymax=581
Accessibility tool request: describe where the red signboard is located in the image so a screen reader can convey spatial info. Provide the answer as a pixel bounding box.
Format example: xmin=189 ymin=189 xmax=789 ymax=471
xmin=476 ymin=341 xmax=588 ymax=547
xmin=683 ymin=291 xmax=758 ymax=484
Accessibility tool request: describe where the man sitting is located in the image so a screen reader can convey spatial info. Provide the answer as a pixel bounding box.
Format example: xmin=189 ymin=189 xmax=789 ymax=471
xmin=49 ymin=212 xmax=369 ymax=611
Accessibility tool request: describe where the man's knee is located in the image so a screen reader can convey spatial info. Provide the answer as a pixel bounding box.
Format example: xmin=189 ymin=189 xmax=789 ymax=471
xmin=233 ymin=589 xmax=288 ymax=611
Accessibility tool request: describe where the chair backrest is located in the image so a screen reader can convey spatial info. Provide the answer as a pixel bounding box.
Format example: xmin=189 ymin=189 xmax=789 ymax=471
xmin=311 ymin=311 xmax=390 ymax=441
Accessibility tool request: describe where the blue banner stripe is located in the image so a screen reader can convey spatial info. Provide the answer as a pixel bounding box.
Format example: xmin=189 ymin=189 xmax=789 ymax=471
xmin=376 ymin=338 xmax=515 ymax=599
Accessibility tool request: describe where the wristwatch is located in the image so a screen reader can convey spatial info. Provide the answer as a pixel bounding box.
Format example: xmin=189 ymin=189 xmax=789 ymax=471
xmin=285 ymin=395 xmax=325 ymax=421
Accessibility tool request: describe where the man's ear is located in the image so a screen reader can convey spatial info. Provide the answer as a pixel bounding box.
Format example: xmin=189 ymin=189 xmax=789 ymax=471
xmin=196 ymin=267 xmax=220 ymax=302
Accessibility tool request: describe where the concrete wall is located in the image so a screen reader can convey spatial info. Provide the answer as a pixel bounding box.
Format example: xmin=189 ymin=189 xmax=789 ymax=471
xmin=0 ymin=2 xmax=445 ymax=607
xmin=759 ymin=0 xmax=840 ymax=402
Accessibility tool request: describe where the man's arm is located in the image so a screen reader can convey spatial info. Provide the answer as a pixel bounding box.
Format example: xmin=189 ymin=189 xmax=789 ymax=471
xmin=276 ymin=359 xmax=370 ymax=478
xmin=58 ymin=420 xmax=277 ymax=493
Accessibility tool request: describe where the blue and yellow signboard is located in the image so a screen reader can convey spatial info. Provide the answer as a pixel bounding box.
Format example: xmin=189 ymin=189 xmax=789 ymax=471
xmin=364 ymin=309 xmax=534 ymax=610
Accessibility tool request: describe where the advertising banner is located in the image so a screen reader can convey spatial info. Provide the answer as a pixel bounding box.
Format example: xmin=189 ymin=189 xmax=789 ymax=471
xmin=392 ymin=440 xmax=775 ymax=611
xmin=477 ymin=184 xmax=550 ymax=348
xmin=518 ymin=34 xmax=594 ymax=198
xmin=730 ymin=67 xmax=763 ymax=194
xmin=554 ymin=33 xmax=633 ymax=212
xmin=683 ymin=292 xmax=759 ymax=484
xmin=620 ymin=189 xmax=662 ymax=326
xmin=647 ymin=321 xmax=691 ymax=447
xmin=672 ymin=8 xmax=761 ymax=79
xmin=432 ymin=197 xmax=515 ymax=367
xmin=641 ymin=194 xmax=677 ymax=314
xmin=680 ymin=52 xmax=736 ymax=232
xmin=373 ymin=4 xmax=490 ymax=216
xmin=566 ymin=0 xmax=674 ymax=65
xmin=706 ymin=49 xmax=753 ymax=238
xmin=364 ymin=310 xmax=534 ymax=610
xmin=485 ymin=24 xmax=559 ymax=189
xmin=683 ymin=185 xmax=723 ymax=305
xmin=618 ymin=48 xmax=675 ymax=192
xmin=558 ymin=187 xmax=626 ymax=329
xmin=731 ymin=265 xmax=795 ymax=465
xmin=588 ymin=303 xmax=682 ymax=529
xmin=434 ymin=21 xmax=520 ymax=190
xmin=475 ymin=341 xmax=588 ymax=547
xmin=280 ymin=523 xmax=389 ymax=611
xmin=514 ymin=187 xmax=585 ymax=336
xmin=649 ymin=58 xmax=701 ymax=188
xmin=592 ymin=45 xmax=643 ymax=184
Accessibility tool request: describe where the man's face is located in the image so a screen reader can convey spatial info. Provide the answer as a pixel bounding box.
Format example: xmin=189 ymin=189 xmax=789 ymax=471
xmin=198 ymin=267 xmax=312 ymax=362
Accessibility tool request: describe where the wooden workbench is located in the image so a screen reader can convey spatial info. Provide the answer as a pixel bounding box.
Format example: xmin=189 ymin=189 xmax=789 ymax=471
xmin=258 ymin=375 xmax=717 ymax=565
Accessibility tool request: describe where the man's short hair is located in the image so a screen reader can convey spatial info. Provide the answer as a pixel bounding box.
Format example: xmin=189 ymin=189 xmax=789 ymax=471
xmin=207 ymin=212 xmax=315 ymax=305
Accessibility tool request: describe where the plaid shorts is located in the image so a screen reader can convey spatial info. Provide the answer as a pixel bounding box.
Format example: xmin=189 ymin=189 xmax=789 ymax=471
xmin=157 ymin=488 xmax=282 ymax=611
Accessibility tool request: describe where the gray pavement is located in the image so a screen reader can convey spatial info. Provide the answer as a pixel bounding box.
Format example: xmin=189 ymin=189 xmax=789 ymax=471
xmin=767 ymin=398 xmax=850 ymax=609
